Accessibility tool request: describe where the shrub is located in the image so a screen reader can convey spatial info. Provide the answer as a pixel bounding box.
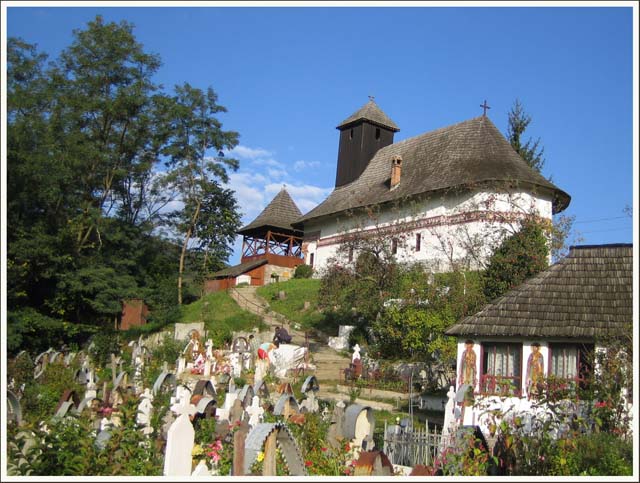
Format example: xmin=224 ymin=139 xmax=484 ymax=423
xmin=294 ymin=264 xmax=313 ymax=279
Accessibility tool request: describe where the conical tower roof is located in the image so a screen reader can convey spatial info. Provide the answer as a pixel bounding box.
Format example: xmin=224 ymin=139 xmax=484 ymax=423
xmin=238 ymin=188 xmax=303 ymax=236
xmin=337 ymin=99 xmax=400 ymax=132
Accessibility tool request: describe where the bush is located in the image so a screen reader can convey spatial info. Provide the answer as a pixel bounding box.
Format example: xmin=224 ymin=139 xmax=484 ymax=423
xmin=88 ymin=330 xmax=122 ymax=367
xmin=294 ymin=264 xmax=313 ymax=279
xmin=551 ymin=433 xmax=633 ymax=476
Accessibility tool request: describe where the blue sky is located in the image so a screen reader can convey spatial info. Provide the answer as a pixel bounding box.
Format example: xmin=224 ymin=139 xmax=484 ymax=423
xmin=5 ymin=3 xmax=636 ymax=265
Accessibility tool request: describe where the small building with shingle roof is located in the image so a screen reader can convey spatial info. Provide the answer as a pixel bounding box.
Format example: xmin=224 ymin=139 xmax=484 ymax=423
xmin=444 ymin=244 xmax=632 ymax=425
xmin=294 ymin=99 xmax=571 ymax=273
xmin=438 ymin=244 xmax=633 ymax=446
xmin=205 ymin=188 xmax=304 ymax=292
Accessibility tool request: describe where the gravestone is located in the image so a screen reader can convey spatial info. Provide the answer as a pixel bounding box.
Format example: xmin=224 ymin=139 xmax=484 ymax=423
xmin=327 ymin=400 xmax=346 ymax=448
xmin=344 ymin=404 xmax=375 ymax=455
xmin=254 ymin=359 xmax=269 ymax=388
xmin=353 ymin=450 xmax=393 ymax=476
xmin=7 ymin=391 xmax=22 ymax=425
xmin=228 ymin=352 xmax=242 ymax=378
xmin=243 ymin=423 xmax=306 ymax=476
xmin=246 ymin=396 xmax=265 ymax=428
xmin=300 ymin=375 xmax=320 ymax=394
xmin=137 ymin=389 xmax=154 ymax=435
xmin=163 ymin=396 xmax=197 ymax=476
xmin=191 ymin=460 xmax=210 ymax=476
xmin=238 ymin=385 xmax=254 ymax=409
xmin=229 ymin=398 xmax=245 ymax=425
xmin=176 ymin=356 xmax=186 ymax=374
xmin=193 ymin=380 xmax=216 ymax=398
xmin=300 ymin=391 xmax=319 ymax=414
xmin=232 ymin=420 xmax=249 ymax=476
xmin=203 ymin=360 xmax=212 ymax=377
xmin=273 ymin=394 xmax=299 ymax=419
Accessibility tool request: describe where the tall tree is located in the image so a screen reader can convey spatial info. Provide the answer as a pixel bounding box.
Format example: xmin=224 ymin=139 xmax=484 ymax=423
xmin=507 ymin=99 xmax=579 ymax=260
xmin=507 ymin=99 xmax=545 ymax=173
xmin=160 ymin=83 xmax=240 ymax=304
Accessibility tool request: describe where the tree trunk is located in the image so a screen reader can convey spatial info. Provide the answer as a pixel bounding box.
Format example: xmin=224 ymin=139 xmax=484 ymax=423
xmin=177 ymin=198 xmax=203 ymax=305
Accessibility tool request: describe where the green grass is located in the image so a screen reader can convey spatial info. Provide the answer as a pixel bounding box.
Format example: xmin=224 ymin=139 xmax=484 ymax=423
xmin=257 ymin=279 xmax=324 ymax=329
xmin=178 ymin=291 xmax=267 ymax=345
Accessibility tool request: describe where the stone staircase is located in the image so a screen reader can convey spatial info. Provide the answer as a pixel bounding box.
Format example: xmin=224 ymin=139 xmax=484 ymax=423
xmin=230 ymin=286 xmax=350 ymax=384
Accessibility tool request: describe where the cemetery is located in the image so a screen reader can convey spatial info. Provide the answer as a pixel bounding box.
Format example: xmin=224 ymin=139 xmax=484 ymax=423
xmin=5 ymin=313 xmax=463 ymax=477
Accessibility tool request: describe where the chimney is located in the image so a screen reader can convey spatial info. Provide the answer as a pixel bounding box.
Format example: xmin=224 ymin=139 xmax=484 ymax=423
xmin=390 ymin=155 xmax=402 ymax=188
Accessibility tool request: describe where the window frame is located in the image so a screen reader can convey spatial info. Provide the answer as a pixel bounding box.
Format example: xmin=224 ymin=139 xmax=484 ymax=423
xmin=480 ymin=342 xmax=523 ymax=397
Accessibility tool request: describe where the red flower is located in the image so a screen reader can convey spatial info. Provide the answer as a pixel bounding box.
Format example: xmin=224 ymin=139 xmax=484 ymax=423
xmin=305 ymin=460 xmax=313 ymax=467
xmin=344 ymin=443 xmax=351 ymax=452
xmin=321 ymin=447 xmax=327 ymax=452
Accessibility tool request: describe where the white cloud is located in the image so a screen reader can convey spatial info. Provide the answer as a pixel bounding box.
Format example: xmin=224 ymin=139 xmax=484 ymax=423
xmin=267 ymin=168 xmax=288 ymax=179
xmin=293 ymin=160 xmax=321 ymax=172
xmin=257 ymin=158 xmax=285 ymax=169
xmin=228 ymin=145 xmax=273 ymax=160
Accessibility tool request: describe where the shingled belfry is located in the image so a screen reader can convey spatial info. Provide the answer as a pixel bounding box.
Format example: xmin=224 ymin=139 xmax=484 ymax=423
xmin=294 ymin=99 xmax=571 ymax=273
xmin=206 ymin=188 xmax=304 ymax=292
xmin=334 ymin=98 xmax=400 ymax=187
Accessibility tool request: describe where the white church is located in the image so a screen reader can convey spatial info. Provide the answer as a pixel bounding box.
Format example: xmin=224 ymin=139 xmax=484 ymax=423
xmin=293 ymin=98 xmax=571 ymax=273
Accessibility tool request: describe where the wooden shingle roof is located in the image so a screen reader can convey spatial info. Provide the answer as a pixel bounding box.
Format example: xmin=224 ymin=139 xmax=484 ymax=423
xmin=445 ymin=244 xmax=633 ymax=339
xmin=238 ymin=188 xmax=303 ymax=236
xmin=337 ymin=99 xmax=400 ymax=132
xmin=297 ymin=116 xmax=570 ymax=225
xmin=210 ymin=258 xmax=268 ymax=279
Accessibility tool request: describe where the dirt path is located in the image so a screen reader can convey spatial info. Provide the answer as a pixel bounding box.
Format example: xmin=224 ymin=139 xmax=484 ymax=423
xmin=230 ymin=286 xmax=350 ymax=383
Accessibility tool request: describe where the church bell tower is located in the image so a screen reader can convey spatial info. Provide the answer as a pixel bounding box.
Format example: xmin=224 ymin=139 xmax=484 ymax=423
xmin=334 ymin=97 xmax=400 ymax=188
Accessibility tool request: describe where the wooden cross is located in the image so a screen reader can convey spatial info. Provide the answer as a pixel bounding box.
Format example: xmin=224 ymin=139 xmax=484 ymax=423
xmin=480 ymin=100 xmax=491 ymax=116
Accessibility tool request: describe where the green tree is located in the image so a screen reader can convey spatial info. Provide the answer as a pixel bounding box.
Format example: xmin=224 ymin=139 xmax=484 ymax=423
xmin=159 ymin=83 xmax=240 ymax=304
xmin=506 ymin=99 xmax=545 ymax=173
xmin=482 ymin=218 xmax=549 ymax=301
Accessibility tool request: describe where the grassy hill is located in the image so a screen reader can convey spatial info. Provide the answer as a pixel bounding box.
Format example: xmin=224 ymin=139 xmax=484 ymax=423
xmin=179 ymin=291 xmax=267 ymax=345
xmin=257 ymin=278 xmax=324 ymax=330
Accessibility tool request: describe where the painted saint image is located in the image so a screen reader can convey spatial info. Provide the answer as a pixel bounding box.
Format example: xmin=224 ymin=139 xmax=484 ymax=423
xmin=458 ymin=339 xmax=477 ymax=387
xmin=526 ymin=342 xmax=544 ymax=397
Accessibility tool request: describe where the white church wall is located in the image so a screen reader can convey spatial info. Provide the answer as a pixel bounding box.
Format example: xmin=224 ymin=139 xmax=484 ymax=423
xmin=308 ymin=189 xmax=553 ymax=274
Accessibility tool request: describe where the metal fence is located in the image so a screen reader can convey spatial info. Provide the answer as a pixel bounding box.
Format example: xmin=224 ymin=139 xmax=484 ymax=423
xmin=382 ymin=420 xmax=443 ymax=468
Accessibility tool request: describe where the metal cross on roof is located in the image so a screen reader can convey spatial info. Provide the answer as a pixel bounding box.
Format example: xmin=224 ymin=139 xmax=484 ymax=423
xmin=480 ymin=100 xmax=491 ymax=117
xmin=368 ymin=95 xmax=375 ymax=102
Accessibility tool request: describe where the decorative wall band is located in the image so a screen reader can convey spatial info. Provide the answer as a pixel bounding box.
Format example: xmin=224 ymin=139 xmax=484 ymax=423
xmin=317 ymin=210 xmax=541 ymax=248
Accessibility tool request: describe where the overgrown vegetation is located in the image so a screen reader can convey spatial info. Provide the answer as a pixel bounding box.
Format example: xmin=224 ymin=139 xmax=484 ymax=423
xmin=7 ymin=15 xmax=242 ymax=357
xmin=257 ymin=279 xmax=323 ymax=329
xmin=180 ymin=291 xmax=266 ymax=347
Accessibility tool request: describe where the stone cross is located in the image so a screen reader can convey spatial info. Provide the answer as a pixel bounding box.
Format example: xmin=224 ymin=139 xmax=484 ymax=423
xmin=300 ymin=391 xmax=319 ymax=413
xmin=164 ymin=396 xmax=197 ymax=476
xmin=137 ymin=389 xmax=154 ymax=435
xmin=246 ymin=396 xmax=264 ymax=428
xmin=203 ymin=360 xmax=212 ymax=377
xmin=176 ymin=356 xmax=186 ymax=374
xmin=205 ymin=339 xmax=214 ymax=360
xmin=111 ymin=354 xmax=118 ymax=387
